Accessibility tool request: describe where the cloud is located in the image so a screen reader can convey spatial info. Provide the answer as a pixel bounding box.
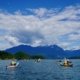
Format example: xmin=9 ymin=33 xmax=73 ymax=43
xmin=0 ymin=5 xmax=80 ymax=50
xmin=5 ymin=35 xmax=20 ymax=45
xmin=68 ymin=33 xmax=80 ymax=41
xmin=28 ymin=8 xmax=58 ymax=18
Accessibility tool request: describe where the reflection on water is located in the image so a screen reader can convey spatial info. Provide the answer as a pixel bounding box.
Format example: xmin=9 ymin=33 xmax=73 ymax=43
xmin=0 ymin=60 xmax=80 ymax=80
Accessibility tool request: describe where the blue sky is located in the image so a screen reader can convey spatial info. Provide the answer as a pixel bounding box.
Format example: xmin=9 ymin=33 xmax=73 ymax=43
xmin=0 ymin=0 xmax=80 ymax=50
xmin=0 ymin=0 xmax=80 ymax=12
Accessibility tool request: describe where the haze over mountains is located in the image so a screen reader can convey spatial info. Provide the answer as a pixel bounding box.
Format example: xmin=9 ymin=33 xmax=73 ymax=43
xmin=5 ymin=45 xmax=80 ymax=59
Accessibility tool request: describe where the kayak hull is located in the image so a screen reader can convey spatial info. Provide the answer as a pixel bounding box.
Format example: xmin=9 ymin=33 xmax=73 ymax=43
xmin=60 ymin=63 xmax=73 ymax=67
xmin=7 ymin=62 xmax=19 ymax=68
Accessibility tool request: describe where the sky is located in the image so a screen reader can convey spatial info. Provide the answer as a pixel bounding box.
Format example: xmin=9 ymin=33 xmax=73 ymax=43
xmin=0 ymin=0 xmax=80 ymax=50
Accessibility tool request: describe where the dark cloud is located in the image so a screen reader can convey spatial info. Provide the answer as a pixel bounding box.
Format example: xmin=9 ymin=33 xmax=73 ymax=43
xmin=10 ymin=29 xmax=44 ymax=45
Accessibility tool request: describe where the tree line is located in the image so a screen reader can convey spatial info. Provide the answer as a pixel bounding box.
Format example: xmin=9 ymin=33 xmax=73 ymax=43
xmin=0 ymin=51 xmax=45 ymax=60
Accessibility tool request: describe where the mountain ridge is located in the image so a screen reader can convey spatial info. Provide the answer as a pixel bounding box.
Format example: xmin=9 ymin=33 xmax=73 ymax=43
xmin=5 ymin=45 xmax=80 ymax=59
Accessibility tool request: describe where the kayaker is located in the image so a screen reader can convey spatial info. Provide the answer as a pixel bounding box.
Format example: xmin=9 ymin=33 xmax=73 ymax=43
xmin=11 ymin=61 xmax=16 ymax=66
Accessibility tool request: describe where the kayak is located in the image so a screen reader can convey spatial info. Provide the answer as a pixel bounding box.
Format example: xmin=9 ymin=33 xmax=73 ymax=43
xmin=7 ymin=62 xmax=19 ymax=68
xmin=60 ymin=62 xmax=73 ymax=67
xmin=60 ymin=58 xmax=73 ymax=67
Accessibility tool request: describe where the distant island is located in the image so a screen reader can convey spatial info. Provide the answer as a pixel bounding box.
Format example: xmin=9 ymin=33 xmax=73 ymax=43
xmin=0 ymin=50 xmax=80 ymax=59
xmin=0 ymin=51 xmax=45 ymax=60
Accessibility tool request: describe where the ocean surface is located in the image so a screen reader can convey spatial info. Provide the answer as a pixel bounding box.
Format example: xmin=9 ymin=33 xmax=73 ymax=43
xmin=0 ymin=60 xmax=80 ymax=80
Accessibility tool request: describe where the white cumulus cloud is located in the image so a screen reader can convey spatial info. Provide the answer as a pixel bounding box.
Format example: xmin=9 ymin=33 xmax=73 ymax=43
xmin=0 ymin=5 xmax=80 ymax=50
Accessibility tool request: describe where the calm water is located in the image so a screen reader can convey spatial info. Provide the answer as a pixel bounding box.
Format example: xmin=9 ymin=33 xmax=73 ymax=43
xmin=0 ymin=60 xmax=80 ymax=80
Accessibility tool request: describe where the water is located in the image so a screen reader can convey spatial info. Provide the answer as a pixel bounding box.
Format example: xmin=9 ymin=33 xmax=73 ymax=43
xmin=0 ymin=60 xmax=80 ymax=80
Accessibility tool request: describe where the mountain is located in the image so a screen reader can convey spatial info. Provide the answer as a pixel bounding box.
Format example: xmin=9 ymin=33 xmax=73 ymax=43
xmin=5 ymin=45 xmax=80 ymax=59
xmin=65 ymin=50 xmax=80 ymax=58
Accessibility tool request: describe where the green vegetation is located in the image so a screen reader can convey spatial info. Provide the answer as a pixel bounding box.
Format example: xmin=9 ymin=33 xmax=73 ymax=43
xmin=0 ymin=51 xmax=14 ymax=59
xmin=0 ymin=51 xmax=45 ymax=60
xmin=31 ymin=55 xmax=45 ymax=59
xmin=14 ymin=52 xmax=30 ymax=60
